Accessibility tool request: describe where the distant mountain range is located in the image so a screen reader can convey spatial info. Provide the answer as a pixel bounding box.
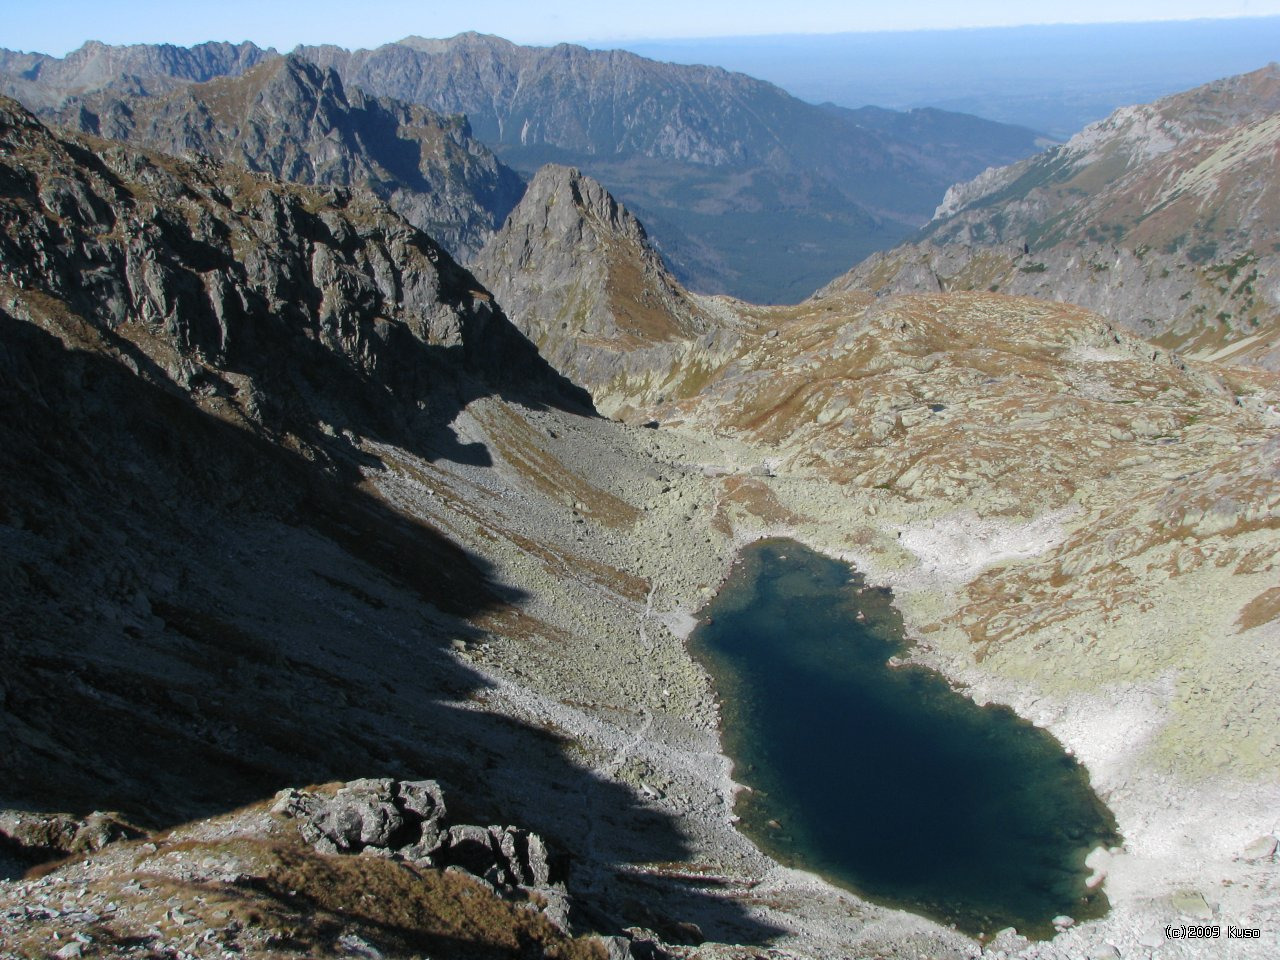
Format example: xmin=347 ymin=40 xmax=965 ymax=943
xmin=0 ymin=34 xmax=1049 ymax=302
xmin=0 ymin=39 xmax=272 ymax=108
xmin=824 ymin=64 xmax=1280 ymax=369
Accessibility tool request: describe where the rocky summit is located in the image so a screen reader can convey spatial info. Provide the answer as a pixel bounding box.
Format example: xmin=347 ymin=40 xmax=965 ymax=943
xmin=829 ymin=64 xmax=1280 ymax=370
xmin=1 ymin=46 xmax=1280 ymax=960
xmin=475 ymin=164 xmax=739 ymax=418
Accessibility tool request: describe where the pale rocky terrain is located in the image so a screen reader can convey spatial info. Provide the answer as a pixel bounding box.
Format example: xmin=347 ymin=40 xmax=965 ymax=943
xmin=827 ymin=64 xmax=1280 ymax=370
xmin=632 ymin=289 xmax=1280 ymax=959
xmin=2 ymin=82 xmax=1279 ymax=960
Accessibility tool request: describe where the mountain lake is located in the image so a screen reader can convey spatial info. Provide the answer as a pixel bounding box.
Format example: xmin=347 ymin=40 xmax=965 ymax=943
xmin=690 ymin=538 xmax=1120 ymax=939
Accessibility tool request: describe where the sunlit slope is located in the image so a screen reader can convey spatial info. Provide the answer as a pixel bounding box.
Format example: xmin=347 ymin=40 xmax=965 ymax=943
xmin=828 ymin=65 xmax=1280 ymax=369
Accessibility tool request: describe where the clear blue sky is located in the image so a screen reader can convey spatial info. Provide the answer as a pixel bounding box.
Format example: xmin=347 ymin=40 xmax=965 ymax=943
xmin=3 ymin=0 xmax=1278 ymax=55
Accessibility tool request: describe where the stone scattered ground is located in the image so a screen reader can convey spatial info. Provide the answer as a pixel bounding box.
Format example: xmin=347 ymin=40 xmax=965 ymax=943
xmin=309 ymin=288 xmax=1280 ymax=959
xmin=6 ymin=290 xmax=1279 ymax=957
xmin=3 ymin=97 xmax=1279 ymax=959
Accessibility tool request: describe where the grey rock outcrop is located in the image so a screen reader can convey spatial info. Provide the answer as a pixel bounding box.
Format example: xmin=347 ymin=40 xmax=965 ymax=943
xmin=274 ymin=778 xmax=558 ymax=895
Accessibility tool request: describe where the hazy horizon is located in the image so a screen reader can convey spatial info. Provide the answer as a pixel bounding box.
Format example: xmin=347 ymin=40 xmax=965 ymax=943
xmin=4 ymin=1 xmax=1280 ymax=57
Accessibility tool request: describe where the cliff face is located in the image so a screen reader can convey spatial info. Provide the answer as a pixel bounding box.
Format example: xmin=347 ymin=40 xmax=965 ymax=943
xmin=826 ymin=64 xmax=1280 ymax=369
xmin=45 ymin=55 xmax=526 ymax=263
xmin=475 ymin=164 xmax=739 ymax=417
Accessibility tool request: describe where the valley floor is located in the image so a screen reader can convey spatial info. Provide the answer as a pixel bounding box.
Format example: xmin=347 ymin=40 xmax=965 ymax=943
xmin=336 ymin=368 xmax=1280 ymax=959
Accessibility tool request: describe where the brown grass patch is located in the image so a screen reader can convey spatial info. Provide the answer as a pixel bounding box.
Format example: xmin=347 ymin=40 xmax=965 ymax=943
xmin=105 ymin=831 xmax=607 ymax=960
xmin=720 ymin=476 xmax=804 ymax=526
xmin=476 ymin=405 xmax=640 ymax=530
xmin=1237 ymin=585 xmax=1280 ymax=633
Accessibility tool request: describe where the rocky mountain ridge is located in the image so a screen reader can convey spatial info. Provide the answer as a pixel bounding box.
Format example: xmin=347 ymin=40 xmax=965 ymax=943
xmin=0 ymin=34 xmax=1049 ymax=302
xmin=475 ymin=164 xmax=742 ymax=417
xmin=826 ymin=64 xmax=1280 ymax=369
xmin=43 ymin=54 xmax=525 ymax=263
xmin=296 ymin=33 xmax=1049 ymax=301
xmin=0 ymin=39 xmax=273 ymax=110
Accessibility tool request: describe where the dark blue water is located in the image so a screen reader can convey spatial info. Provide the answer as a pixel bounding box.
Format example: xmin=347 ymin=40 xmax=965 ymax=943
xmin=691 ymin=539 xmax=1118 ymax=939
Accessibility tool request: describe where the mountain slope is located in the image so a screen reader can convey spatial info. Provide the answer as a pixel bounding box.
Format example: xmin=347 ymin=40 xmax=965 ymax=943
xmin=826 ymin=64 xmax=1280 ymax=368
xmin=0 ymin=87 xmax=609 ymax=816
xmin=46 ymin=55 xmax=525 ymax=262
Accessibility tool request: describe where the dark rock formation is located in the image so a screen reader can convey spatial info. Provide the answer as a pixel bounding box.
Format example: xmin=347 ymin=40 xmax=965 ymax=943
xmin=0 ymin=94 xmax=584 ymax=432
xmin=0 ymin=95 xmax=588 ymax=825
xmin=0 ymin=810 xmax=144 ymax=872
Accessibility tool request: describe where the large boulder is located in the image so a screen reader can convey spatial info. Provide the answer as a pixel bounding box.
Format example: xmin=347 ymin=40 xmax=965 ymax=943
xmin=273 ymin=778 xmax=557 ymax=892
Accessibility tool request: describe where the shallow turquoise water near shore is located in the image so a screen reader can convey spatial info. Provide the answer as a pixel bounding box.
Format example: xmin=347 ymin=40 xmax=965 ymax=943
xmin=690 ymin=538 xmax=1119 ymax=939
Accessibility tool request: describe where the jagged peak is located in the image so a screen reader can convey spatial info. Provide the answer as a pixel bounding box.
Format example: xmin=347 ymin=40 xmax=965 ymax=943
xmin=520 ymin=164 xmax=648 ymax=246
xmin=475 ymin=159 xmax=717 ymax=407
xmin=61 ymin=38 xmax=275 ymax=64
xmin=252 ymin=52 xmax=342 ymax=93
